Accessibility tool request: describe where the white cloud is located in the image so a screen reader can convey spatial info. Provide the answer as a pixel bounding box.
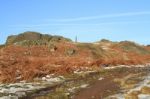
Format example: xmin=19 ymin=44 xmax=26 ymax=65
xmin=9 ymin=11 xmax=150 ymax=28
xmin=46 ymin=11 xmax=150 ymax=22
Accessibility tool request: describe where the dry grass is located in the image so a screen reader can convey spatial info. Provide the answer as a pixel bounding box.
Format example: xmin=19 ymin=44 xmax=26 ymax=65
xmin=0 ymin=41 xmax=150 ymax=83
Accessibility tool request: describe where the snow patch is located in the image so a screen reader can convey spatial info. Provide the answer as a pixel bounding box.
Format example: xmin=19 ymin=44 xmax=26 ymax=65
xmin=138 ymin=94 xmax=150 ymax=99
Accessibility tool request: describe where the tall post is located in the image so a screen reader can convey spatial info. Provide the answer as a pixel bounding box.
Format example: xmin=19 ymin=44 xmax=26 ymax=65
xmin=75 ymin=36 xmax=77 ymax=43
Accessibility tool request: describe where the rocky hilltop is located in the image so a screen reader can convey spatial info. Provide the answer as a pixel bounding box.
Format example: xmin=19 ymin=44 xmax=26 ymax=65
xmin=6 ymin=31 xmax=72 ymax=45
xmin=0 ymin=31 xmax=150 ymax=83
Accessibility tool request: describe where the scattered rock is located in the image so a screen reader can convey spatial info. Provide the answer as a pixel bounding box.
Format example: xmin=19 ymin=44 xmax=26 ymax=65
xmin=125 ymin=93 xmax=138 ymax=99
xmin=141 ymin=86 xmax=150 ymax=94
xmin=80 ymin=84 xmax=89 ymax=88
xmin=15 ymin=91 xmax=26 ymax=98
xmin=66 ymin=49 xmax=76 ymax=56
xmin=98 ymin=77 xmax=104 ymax=80
xmin=41 ymin=77 xmax=46 ymax=81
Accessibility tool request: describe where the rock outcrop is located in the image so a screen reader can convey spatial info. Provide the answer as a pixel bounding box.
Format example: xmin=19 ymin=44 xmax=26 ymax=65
xmin=6 ymin=31 xmax=72 ymax=45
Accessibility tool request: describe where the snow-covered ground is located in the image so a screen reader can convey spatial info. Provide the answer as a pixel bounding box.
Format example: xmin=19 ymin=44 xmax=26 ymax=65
xmin=0 ymin=75 xmax=65 ymax=99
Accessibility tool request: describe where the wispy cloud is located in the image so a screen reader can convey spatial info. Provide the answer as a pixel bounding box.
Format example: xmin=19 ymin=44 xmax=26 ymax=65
xmin=9 ymin=21 xmax=141 ymax=28
xmin=46 ymin=11 xmax=150 ymax=22
xmin=9 ymin=11 xmax=150 ymax=28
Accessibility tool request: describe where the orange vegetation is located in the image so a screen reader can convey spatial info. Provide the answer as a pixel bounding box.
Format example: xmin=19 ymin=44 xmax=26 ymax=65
xmin=0 ymin=41 xmax=150 ymax=83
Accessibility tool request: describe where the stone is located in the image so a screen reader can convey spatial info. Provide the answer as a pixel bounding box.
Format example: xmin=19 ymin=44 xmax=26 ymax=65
xmin=66 ymin=49 xmax=76 ymax=55
xmin=125 ymin=93 xmax=138 ymax=99
xmin=42 ymin=77 xmax=46 ymax=81
xmin=141 ymin=86 xmax=150 ymax=94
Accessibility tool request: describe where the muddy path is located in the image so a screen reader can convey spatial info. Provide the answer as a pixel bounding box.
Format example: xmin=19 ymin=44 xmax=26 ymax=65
xmin=73 ymin=77 xmax=119 ymax=99
xmin=73 ymin=67 xmax=150 ymax=99
xmin=29 ymin=66 xmax=150 ymax=99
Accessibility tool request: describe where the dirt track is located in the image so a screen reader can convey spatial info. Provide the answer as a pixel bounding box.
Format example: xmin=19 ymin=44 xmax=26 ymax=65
xmin=73 ymin=77 xmax=119 ymax=99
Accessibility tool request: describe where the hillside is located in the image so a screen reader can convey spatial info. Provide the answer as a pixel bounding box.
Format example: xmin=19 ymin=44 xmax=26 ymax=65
xmin=0 ymin=31 xmax=150 ymax=83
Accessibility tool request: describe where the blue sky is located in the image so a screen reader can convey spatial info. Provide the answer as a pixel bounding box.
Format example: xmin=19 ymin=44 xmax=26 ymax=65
xmin=0 ymin=0 xmax=150 ymax=44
